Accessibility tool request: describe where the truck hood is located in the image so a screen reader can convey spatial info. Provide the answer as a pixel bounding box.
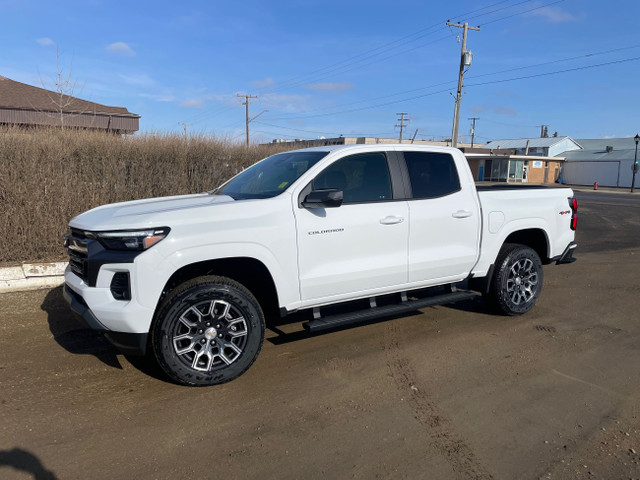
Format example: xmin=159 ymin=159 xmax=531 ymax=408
xmin=69 ymin=193 xmax=236 ymax=231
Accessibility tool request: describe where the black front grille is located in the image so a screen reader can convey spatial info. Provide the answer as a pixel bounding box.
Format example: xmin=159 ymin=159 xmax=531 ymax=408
xmin=65 ymin=228 xmax=141 ymax=287
xmin=67 ymin=229 xmax=89 ymax=282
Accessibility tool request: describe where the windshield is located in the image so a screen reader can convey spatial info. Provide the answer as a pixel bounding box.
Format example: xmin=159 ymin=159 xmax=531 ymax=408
xmin=214 ymin=151 xmax=328 ymax=200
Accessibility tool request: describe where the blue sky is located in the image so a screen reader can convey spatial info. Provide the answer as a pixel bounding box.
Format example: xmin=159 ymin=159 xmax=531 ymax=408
xmin=1 ymin=0 xmax=639 ymax=144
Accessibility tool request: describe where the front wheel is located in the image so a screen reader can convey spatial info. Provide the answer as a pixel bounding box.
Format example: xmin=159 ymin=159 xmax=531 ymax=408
xmin=485 ymin=243 xmax=543 ymax=316
xmin=151 ymin=276 xmax=265 ymax=386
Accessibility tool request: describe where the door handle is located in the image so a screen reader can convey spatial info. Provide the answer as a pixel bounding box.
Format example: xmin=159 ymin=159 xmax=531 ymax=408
xmin=380 ymin=216 xmax=404 ymax=225
xmin=452 ymin=210 xmax=473 ymax=218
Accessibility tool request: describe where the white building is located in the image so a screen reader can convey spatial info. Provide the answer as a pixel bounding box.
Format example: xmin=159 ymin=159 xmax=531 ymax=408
xmin=486 ymin=137 xmax=582 ymax=158
xmin=558 ymin=138 xmax=639 ymax=188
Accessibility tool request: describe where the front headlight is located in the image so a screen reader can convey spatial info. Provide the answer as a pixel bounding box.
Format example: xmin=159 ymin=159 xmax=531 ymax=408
xmin=94 ymin=227 xmax=171 ymax=251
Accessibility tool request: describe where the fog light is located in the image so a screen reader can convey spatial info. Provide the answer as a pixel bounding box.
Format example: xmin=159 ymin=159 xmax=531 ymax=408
xmin=110 ymin=272 xmax=131 ymax=301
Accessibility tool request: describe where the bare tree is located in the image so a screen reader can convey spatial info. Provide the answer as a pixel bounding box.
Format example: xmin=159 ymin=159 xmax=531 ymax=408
xmin=39 ymin=46 xmax=87 ymax=130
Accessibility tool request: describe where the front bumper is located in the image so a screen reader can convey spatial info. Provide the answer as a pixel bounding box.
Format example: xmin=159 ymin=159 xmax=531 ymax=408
xmin=63 ymin=266 xmax=152 ymax=355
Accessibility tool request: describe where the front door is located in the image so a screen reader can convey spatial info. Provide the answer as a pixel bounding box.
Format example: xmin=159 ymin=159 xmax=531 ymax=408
xmin=294 ymin=151 xmax=409 ymax=302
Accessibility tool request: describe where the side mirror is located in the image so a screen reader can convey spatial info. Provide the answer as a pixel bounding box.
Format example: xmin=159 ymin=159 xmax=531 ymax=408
xmin=302 ymin=189 xmax=343 ymax=208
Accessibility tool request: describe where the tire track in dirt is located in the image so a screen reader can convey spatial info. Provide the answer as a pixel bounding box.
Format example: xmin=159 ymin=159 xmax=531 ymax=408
xmin=383 ymin=320 xmax=494 ymax=480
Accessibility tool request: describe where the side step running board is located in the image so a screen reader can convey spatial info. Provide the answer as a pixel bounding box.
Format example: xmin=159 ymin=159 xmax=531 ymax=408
xmin=302 ymin=291 xmax=477 ymax=332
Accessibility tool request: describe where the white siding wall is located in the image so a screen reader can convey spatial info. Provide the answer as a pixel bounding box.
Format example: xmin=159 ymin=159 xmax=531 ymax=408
xmin=562 ymin=160 xmax=639 ymax=187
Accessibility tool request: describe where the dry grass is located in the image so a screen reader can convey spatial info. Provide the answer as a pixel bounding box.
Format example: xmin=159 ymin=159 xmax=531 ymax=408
xmin=0 ymin=127 xmax=290 ymax=264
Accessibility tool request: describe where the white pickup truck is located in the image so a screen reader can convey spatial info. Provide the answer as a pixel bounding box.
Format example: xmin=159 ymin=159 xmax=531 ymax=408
xmin=64 ymin=144 xmax=577 ymax=386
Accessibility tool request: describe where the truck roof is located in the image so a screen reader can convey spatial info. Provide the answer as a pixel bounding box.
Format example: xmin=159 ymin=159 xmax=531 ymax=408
xmin=286 ymin=143 xmax=459 ymax=154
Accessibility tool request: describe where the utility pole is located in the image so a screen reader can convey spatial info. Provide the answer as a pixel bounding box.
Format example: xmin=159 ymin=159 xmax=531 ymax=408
xmin=632 ymin=134 xmax=639 ymax=193
xmin=447 ymin=21 xmax=480 ymax=148
xmin=237 ymin=94 xmax=258 ymax=146
xmin=468 ymin=117 xmax=479 ymax=148
xmin=538 ymin=124 xmax=549 ymax=138
xmin=395 ymin=113 xmax=409 ymax=143
xmin=178 ymin=122 xmax=192 ymax=138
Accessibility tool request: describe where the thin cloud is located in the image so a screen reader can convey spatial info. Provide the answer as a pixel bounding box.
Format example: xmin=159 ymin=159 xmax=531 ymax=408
xmin=252 ymin=77 xmax=276 ymax=89
xmin=140 ymin=93 xmax=175 ymax=102
xmin=106 ymin=42 xmax=136 ymax=57
xmin=528 ymin=6 xmax=581 ymax=23
xmin=260 ymin=93 xmax=310 ymax=112
xmin=36 ymin=37 xmax=54 ymax=47
xmin=471 ymin=105 xmax=517 ymax=116
xmin=306 ymin=82 xmax=354 ymax=93
xmin=180 ymin=98 xmax=203 ymax=108
xmin=119 ymin=73 xmax=155 ymax=87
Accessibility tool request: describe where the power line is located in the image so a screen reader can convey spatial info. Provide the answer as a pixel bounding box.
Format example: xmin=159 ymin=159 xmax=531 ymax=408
xmin=263 ymin=55 xmax=640 ymax=123
xmin=182 ymin=0 xmax=544 ymax=127
xmin=465 ymin=56 xmax=640 ymax=88
xmin=267 ymin=2 xmax=537 ymax=95
xmin=466 ymin=0 xmax=537 ymax=23
xmin=478 ymin=0 xmax=565 ymax=26
xmin=179 ymin=0 xmax=556 ymax=128
xmin=260 ymin=0 xmax=520 ymax=94
xmin=253 ymin=120 xmax=397 ymax=138
xmin=266 ymin=0 xmax=552 ymax=96
xmin=468 ymin=44 xmax=640 ymax=81
xmin=481 ymin=118 xmax=538 ymax=128
xmin=267 ymin=2 xmax=601 ymax=123
xmin=272 ymin=34 xmax=452 ymax=95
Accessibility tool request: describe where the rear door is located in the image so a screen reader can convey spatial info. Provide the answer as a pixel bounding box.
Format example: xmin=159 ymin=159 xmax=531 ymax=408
xmin=401 ymin=150 xmax=481 ymax=284
xmin=294 ymin=151 xmax=409 ymax=302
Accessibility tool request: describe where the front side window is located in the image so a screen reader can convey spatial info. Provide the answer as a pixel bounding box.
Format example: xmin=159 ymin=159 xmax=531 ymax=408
xmin=404 ymin=151 xmax=461 ymax=199
xmin=216 ymin=151 xmax=328 ymax=200
xmin=312 ymin=152 xmax=392 ymax=203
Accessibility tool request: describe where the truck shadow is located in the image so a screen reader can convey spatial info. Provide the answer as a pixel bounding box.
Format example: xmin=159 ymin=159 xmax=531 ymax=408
xmin=41 ymin=286 xmax=123 ymax=369
xmin=0 ymin=447 xmax=58 ymax=480
xmin=266 ymin=295 xmax=491 ymax=345
xmin=266 ymin=311 xmax=421 ymax=345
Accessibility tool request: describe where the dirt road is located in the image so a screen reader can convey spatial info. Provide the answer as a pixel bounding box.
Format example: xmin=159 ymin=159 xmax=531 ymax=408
xmin=1 ymin=192 xmax=639 ymax=480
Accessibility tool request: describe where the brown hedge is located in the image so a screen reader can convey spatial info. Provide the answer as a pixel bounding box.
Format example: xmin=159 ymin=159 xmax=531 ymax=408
xmin=0 ymin=127 xmax=289 ymax=264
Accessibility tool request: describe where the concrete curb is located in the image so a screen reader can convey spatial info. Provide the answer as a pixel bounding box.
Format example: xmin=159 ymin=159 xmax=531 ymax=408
xmin=0 ymin=262 xmax=67 ymax=293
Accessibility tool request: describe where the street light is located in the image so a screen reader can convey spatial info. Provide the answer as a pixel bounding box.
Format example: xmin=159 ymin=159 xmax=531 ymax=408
xmin=633 ymin=134 xmax=640 ymax=193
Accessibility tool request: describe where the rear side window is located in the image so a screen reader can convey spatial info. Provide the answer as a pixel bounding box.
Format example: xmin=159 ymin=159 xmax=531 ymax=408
xmin=403 ymin=151 xmax=461 ymax=199
xmin=313 ymin=152 xmax=392 ymax=203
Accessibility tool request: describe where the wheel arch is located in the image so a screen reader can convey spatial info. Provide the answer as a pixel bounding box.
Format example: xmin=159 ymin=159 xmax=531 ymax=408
xmin=158 ymin=257 xmax=280 ymax=320
xmin=503 ymin=228 xmax=550 ymax=263
xmin=470 ymin=228 xmax=549 ymax=294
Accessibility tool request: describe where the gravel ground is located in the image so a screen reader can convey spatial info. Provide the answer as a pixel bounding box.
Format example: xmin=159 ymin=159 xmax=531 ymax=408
xmin=1 ymin=191 xmax=639 ymax=480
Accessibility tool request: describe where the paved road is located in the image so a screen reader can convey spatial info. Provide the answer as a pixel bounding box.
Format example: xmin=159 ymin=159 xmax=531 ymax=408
xmin=574 ymin=189 xmax=640 ymax=206
xmin=1 ymin=196 xmax=640 ymax=480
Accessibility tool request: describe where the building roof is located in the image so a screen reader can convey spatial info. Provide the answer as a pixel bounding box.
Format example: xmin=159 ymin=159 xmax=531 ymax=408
xmin=560 ymin=137 xmax=639 ymax=162
xmin=0 ymin=75 xmax=137 ymax=117
xmin=574 ymin=137 xmax=638 ymax=151
xmin=486 ymin=137 xmax=581 ymax=150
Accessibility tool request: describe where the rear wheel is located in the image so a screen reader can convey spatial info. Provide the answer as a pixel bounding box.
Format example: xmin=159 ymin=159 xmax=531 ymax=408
xmin=151 ymin=276 xmax=265 ymax=386
xmin=485 ymin=243 xmax=543 ymax=316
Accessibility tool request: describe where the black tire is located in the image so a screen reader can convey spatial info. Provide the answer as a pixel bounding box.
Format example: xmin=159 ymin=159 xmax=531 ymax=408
xmin=151 ymin=276 xmax=265 ymax=386
xmin=485 ymin=243 xmax=543 ymax=316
